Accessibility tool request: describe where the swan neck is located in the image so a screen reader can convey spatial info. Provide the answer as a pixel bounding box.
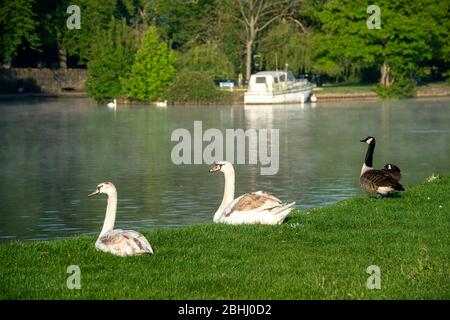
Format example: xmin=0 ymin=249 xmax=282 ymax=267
xmin=99 ymin=191 xmax=117 ymax=237
xmin=214 ymin=168 xmax=235 ymax=221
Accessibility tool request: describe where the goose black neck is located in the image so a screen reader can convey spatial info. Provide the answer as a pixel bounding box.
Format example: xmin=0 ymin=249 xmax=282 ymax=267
xmin=364 ymin=141 xmax=375 ymax=167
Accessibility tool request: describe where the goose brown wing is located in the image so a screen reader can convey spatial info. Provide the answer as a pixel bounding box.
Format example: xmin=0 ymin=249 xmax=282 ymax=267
xmin=381 ymin=165 xmax=402 ymax=181
xmin=360 ymin=169 xmax=404 ymax=193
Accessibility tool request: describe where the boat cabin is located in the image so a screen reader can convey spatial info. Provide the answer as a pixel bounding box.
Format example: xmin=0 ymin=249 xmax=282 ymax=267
xmin=248 ymin=71 xmax=296 ymax=93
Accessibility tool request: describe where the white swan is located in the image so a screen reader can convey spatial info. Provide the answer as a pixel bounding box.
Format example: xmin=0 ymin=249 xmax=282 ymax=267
xmin=209 ymin=161 xmax=295 ymax=224
xmin=155 ymin=100 xmax=167 ymax=107
xmin=88 ymin=182 xmax=153 ymax=256
xmin=107 ymin=99 xmax=117 ymax=108
xmin=310 ymin=94 xmax=317 ymax=102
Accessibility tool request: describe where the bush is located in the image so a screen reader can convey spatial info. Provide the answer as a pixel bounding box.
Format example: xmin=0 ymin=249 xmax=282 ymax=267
xmin=123 ymin=27 xmax=176 ymax=101
xmin=376 ymin=77 xmax=417 ymax=98
xmin=166 ymin=70 xmax=232 ymax=104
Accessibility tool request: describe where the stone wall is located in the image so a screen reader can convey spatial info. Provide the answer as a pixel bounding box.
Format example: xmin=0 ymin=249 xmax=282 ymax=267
xmin=3 ymin=68 xmax=87 ymax=94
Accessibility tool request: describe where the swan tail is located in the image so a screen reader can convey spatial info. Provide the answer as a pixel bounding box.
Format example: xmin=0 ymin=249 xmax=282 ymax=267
xmin=272 ymin=202 xmax=296 ymax=224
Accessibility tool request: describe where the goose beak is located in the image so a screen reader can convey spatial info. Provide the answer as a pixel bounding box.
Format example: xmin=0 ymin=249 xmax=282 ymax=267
xmin=209 ymin=164 xmax=221 ymax=173
xmin=88 ymin=190 xmax=99 ymax=197
xmin=360 ymin=139 xmax=365 ymax=142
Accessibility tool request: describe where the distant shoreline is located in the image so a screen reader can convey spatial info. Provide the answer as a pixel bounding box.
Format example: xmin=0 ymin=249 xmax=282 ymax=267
xmin=1 ymin=83 xmax=449 ymax=103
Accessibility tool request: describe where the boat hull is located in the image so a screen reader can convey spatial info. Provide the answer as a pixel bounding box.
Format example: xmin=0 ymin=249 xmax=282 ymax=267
xmin=244 ymin=86 xmax=313 ymax=104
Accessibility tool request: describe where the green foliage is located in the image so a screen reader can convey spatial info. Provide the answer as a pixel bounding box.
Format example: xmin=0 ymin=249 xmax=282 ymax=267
xmin=259 ymin=23 xmax=313 ymax=75
xmin=177 ymin=41 xmax=235 ymax=79
xmin=154 ymin=0 xmax=216 ymax=49
xmin=1 ymin=176 xmax=449 ymax=299
xmin=123 ymin=27 xmax=176 ymax=101
xmin=314 ymin=0 xmax=447 ymax=87
xmin=0 ymin=0 xmax=39 ymax=64
xmin=86 ymin=19 xmax=135 ymax=102
xmin=376 ymin=78 xmax=418 ymax=99
xmin=166 ymin=69 xmax=231 ymax=104
xmin=62 ymin=0 xmax=119 ymax=63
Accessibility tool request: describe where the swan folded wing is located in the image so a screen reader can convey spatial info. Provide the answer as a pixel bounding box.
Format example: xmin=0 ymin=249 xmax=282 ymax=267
xmin=360 ymin=170 xmax=404 ymax=193
xmin=97 ymin=229 xmax=153 ymax=256
xmin=223 ymin=192 xmax=283 ymax=217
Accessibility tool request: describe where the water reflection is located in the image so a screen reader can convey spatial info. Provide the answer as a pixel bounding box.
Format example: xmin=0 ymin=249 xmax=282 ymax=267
xmin=0 ymin=97 xmax=449 ymax=241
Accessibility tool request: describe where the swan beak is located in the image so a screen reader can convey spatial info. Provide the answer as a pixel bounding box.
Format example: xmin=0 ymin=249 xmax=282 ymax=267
xmin=88 ymin=190 xmax=99 ymax=197
xmin=209 ymin=164 xmax=221 ymax=173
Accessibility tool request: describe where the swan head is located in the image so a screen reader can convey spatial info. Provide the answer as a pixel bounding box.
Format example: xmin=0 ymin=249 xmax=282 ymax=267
xmin=209 ymin=160 xmax=233 ymax=174
xmin=88 ymin=181 xmax=116 ymax=197
xmin=360 ymin=136 xmax=375 ymax=145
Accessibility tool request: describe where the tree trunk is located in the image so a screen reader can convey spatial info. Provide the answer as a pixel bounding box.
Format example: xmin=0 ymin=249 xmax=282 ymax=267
xmin=57 ymin=34 xmax=67 ymax=70
xmin=245 ymin=39 xmax=253 ymax=81
xmin=380 ymin=62 xmax=394 ymax=87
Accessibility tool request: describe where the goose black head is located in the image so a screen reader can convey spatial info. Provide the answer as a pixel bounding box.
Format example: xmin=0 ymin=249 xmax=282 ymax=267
xmin=360 ymin=136 xmax=376 ymax=145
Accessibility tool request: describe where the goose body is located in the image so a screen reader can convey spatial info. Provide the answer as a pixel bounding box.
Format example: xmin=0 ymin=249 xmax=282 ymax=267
xmin=209 ymin=161 xmax=295 ymax=224
xmin=359 ymin=137 xmax=404 ymax=195
xmin=107 ymin=99 xmax=117 ymax=108
xmin=89 ymin=182 xmax=153 ymax=256
xmin=382 ymin=163 xmax=402 ymax=181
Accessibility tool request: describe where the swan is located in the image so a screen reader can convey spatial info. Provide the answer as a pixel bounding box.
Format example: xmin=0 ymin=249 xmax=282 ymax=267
xmin=88 ymin=182 xmax=153 ymax=256
xmin=310 ymin=94 xmax=317 ymax=102
xmin=155 ymin=100 xmax=167 ymax=107
xmin=107 ymin=99 xmax=117 ymax=108
xmin=360 ymin=136 xmax=404 ymax=195
xmin=209 ymin=161 xmax=295 ymax=224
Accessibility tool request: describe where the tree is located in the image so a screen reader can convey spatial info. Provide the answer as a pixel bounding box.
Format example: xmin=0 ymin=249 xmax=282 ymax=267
xmin=0 ymin=0 xmax=39 ymax=66
xmin=177 ymin=41 xmax=235 ymax=79
xmin=223 ymin=0 xmax=301 ymax=80
xmin=123 ymin=26 xmax=176 ymax=101
xmin=315 ymin=0 xmax=444 ymax=91
xmin=154 ymin=0 xmax=216 ymax=50
xmin=86 ymin=19 xmax=136 ymax=102
xmin=259 ymin=21 xmax=313 ymax=75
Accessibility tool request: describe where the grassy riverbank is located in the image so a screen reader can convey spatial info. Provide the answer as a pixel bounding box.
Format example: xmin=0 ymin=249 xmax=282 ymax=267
xmin=314 ymin=82 xmax=450 ymax=100
xmin=1 ymin=176 xmax=449 ymax=299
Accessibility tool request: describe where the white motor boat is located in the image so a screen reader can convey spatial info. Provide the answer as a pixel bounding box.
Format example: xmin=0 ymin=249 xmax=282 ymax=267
xmin=244 ymin=71 xmax=313 ymax=104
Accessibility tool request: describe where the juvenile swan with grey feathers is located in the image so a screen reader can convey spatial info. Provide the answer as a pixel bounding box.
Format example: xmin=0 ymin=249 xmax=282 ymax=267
xmin=209 ymin=161 xmax=295 ymax=224
xmin=88 ymin=182 xmax=153 ymax=256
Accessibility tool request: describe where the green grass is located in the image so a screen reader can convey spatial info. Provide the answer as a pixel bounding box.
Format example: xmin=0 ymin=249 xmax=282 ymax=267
xmin=315 ymin=84 xmax=377 ymax=95
xmin=1 ymin=176 xmax=449 ymax=299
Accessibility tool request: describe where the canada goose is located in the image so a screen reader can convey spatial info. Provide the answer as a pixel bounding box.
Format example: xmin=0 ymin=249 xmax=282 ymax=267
xmin=88 ymin=182 xmax=153 ymax=256
xmin=209 ymin=161 xmax=295 ymax=224
xmin=382 ymin=163 xmax=402 ymax=181
xmin=360 ymin=137 xmax=404 ymax=195
xmin=107 ymin=99 xmax=117 ymax=109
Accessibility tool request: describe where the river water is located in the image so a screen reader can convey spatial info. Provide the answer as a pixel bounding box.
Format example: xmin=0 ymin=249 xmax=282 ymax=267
xmin=0 ymin=97 xmax=449 ymax=241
